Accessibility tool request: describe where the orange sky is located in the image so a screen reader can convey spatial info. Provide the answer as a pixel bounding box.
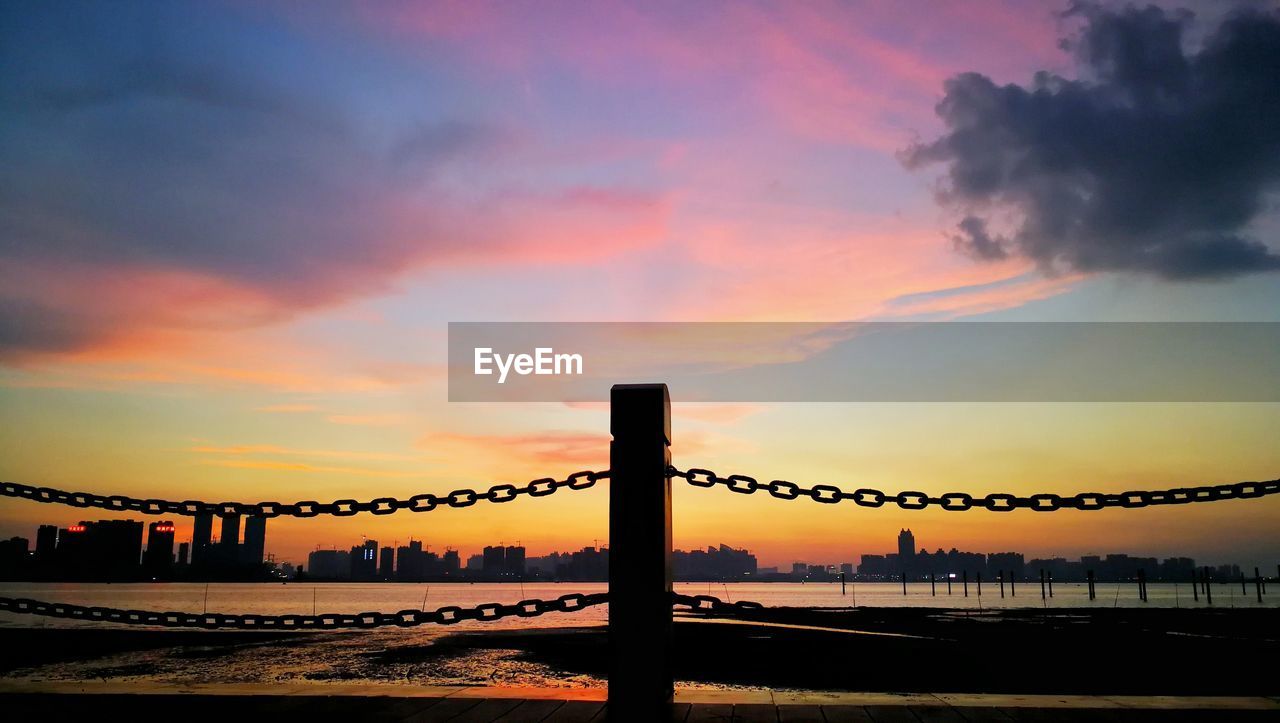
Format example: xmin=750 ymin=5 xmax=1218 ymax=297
xmin=2 ymin=1 xmax=1278 ymax=570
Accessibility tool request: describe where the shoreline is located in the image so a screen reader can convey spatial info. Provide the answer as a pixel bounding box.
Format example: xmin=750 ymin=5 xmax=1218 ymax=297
xmin=2 ymin=607 xmax=1277 ymax=696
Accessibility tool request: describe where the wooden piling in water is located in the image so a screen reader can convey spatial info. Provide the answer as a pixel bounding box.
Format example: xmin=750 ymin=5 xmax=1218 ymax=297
xmin=1010 ymin=573 xmax=1015 ymax=597
xmin=1256 ymin=568 xmax=1263 ymax=603
xmin=901 ymin=572 xmax=907 ymax=596
xmin=1087 ymin=570 xmax=1096 ymax=600
xmin=1039 ymin=569 xmax=1046 ymax=601
xmin=1192 ymin=572 xmax=1198 ymax=602
xmin=841 ymin=572 xmax=846 ymax=596
xmin=963 ymin=570 xmax=969 ymax=597
xmin=1204 ymin=569 xmax=1213 ymax=605
xmin=1048 ymin=571 xmax=1054 ymax=598
xmin=947 ymin=574 xmax=952 ymax=596
xmin=999 ymin=570 xmax=1005 ymax=598
xmin=930 ymin=572 xmax=936 ymax=597
xmin=977 ymin=571 xmax=982 ymax=598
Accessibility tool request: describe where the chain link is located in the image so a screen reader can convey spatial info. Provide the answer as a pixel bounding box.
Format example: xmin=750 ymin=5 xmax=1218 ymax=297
xmin=672 ymin=592 xmax=764 ymax=615
xmin=670 ymin=466 xmax=1280 ymax=512
xmin=0 ymin=471 xmax=609 ymax=519
xmin=0 ymin=591 xmax=778 ymax=629
xmin=0 ymin=592 xmax=609 ymax=629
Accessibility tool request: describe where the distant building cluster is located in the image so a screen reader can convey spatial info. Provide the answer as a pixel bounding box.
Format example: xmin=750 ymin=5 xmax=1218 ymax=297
xmin=305 ymin=542 xmax=613 ymax=582
xmin=672 ymin=544 xmax=757 ymax=581
xmin=300 ymin=541 xmax=762 ymax=582
xmin=852 ymin=529 xmax=1213 ymax=583
xmin=307 ymin=539 xmax=464 ymax=581
xmin=0 ymin=513 xmax=272 ymax=581
xmin=0 ymin=520 xmax=1256 ymax=585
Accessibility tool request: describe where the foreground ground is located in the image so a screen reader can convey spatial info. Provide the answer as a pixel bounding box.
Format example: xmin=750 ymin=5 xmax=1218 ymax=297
xmin=2 ymin=607 xmax=1278 ymax=695
xmin=2 ymin=685 xmax=1279 ymax=722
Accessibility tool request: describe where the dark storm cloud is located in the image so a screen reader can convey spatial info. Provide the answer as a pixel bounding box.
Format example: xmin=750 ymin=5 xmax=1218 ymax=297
xmin=903 ymin=3 xmax=1280 ymax=279
xmin=0 ymin=2 xmax=505 ymax=356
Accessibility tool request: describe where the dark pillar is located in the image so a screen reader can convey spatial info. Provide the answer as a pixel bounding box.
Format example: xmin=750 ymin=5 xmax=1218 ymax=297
xmin=608 ymin=384 xmax=673 ymax=714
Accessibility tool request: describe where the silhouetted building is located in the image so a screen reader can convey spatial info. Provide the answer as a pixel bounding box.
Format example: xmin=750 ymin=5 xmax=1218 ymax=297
xmin=397 ymin=540 xmax=426 ymax=581
xmin=504 ymin=545 xmax=526 ymax=576
xmin=562 ymin=546 xmax=608 ymax=580
xmin=35 ymin=525 xmax=57 ymax=561
xmin=443 ymin=549 xmax=460 ymax=574
xmin=219 ymin=514 xmax=240 ymax=563
xmin=898 ymin=529 xmax=916 ymax=571
xmin=378 ymin=546 xmax=395 ymax=580
xmin=306 ymin=549 xmax=350 ymax=579
xmin=673 ymin=544 xmax=757 ymax=580
xmin=987 ymin=552 xmax=1025 ymax=579
xmin=192 ymin=513 xmax=213 ymax=565
xmin=1160 ymin=556 xmax=1195 ymax=581
xmin=142 ymin=520 xmax=175 ymax=575
xmin=1215 ymin=563 xmax=1242 ymax=581
xmin=177 ymin=541 xmax=190 ymax=567
xmin=0 ymin=537 xmax=29 ymax=578
xmin=483 ymin=545 xmax=505 ymax=576
xmin=56 ymin=520 xmax=143 ymax=580
xmin=350 ymin=540 xmax=378 ymax=581
xmin=241 ymin=515 xmax=266 ymax=566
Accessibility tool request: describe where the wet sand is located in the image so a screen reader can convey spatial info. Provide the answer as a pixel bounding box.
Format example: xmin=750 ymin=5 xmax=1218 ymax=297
xmin=2 ymin=607 xmax=1277 ymax=695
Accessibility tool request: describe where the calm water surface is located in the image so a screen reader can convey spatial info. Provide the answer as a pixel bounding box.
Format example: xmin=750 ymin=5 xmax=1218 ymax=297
xmin=1 ymin=581 xmax=1273 ymax=689
xmin=1 ymin=579 xmax=1274 ymax=631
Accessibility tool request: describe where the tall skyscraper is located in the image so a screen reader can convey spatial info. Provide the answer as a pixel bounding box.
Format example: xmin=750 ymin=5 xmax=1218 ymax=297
xmin=142 ymin=520 xmax=175 ymax=575
xmin=483 ymin=545 xmax=505 ymax=576
xmin=898 ymin=529 xmax=916 ymax=561
xmin=219 ymin=514 xmax=241 ymax=562
xmin=35 ymin=525 xmax=57 ymax=561
xmin=192 ymin=513 xmax=213 ymax=565
xmin=241 ymin=515 xmax=266 ymax=566
xmin=378 ymin=546 xmax=394 ymax=580
xmin=350 ymin=540 xmax=378 ymax=581
xmin=177 ymin=541 xmax=190 ymax=566
xmin=397 ymin=540 xmax=425 ymax=581
xmin=504 ymin=545 xmax=526 ymax=576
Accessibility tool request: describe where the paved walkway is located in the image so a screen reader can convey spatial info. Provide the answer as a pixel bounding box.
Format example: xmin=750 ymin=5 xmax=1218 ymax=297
xmin=1 ymin=683 xmax=1277 ymax=721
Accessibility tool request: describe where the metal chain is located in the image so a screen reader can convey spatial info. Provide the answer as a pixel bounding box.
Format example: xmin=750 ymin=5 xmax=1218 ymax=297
xmin=0 ymin=592 xmax=609 ymax=629
xmin=0 ymin=471 xmax=609 ymax=518
xmin=672 ymin=592 xmax=764 ymax=615
xmin=0 ymin=592 xmax=774 ymax=628
xmin=669 ymin=466 xmax=1280 ymax=512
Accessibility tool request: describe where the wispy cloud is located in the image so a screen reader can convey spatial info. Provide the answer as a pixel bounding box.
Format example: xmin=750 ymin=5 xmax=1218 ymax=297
xmin=325 ymin=414 xmax=410 ymax=427
xmin=422 ymin=430 xmax=610 ymax=467
xmin=255 ymin=404 xmax=320 ymax=413
xmin=197 ymin=459 xmax=422 ymax=478
xmin=189 ymin=443 xmax=416 ymax=462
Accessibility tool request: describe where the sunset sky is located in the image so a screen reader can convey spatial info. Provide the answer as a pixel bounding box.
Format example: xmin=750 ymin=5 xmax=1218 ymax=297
xmin=2 ymin=1 xmax=1279 ymax=570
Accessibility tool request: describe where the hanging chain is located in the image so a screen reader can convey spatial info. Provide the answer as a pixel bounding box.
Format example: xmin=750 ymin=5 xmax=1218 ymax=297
xmin=669 ymin=466 xmax=1280 ymax=511
xmin=0 ymin=471 xmax=608 ymax=518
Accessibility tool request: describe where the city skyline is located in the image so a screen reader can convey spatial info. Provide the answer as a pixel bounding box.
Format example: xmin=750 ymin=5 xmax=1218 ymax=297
xmin=2 ymin=2 xmax=1279 ymax=578
xmin=1 ymin=516 xmax=1272 ymax=584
